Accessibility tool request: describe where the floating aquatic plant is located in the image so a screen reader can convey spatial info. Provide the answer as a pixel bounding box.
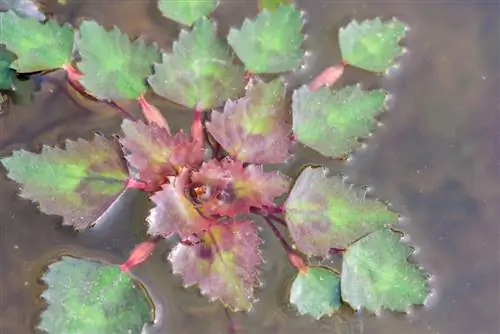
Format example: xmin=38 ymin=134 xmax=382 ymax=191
xmin=0 ymin=0 xmax=428 ymax=332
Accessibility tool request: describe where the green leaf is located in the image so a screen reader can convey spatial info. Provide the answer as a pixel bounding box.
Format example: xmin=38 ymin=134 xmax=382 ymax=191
xmin=339 ymin=18 xmax=408 ymax=73
xmin=1 ymin=135 xmax=129 ymax=230
xmin=0 ymin=48 xmax=15 ymax=90
xmin=341 ymin=228 xmax=429 ymax=313
xmin=0 ymin=11 xmax=74 ymax=72
xmin=284 ymin=166 xmax=398 ymax=255
xmin=169 ymin=221 xmax=263 ymax=311
xmin=292 ymin=85 xmax=386 ymax=158
xmin=258 ymin=0 xmax=290 ymax=12
xmin=227 ymin=4 xmax=304 ymax=73
xmin=157 ymin=0 xmax=216 ymax=26
xmin=0 ymin=0 xmax=45 ymax=20
xmin=289 ymin=267 xmax=341 ymax=319
xmin=76 ymin=20 xmax=160 ymax=100
xmin=38 ymin=256 xmax=152 ymax=334
xmin=206 ymin=77 xmax=293 ymax=164
xmin=148 ymin=18 xmax=245 ymax=110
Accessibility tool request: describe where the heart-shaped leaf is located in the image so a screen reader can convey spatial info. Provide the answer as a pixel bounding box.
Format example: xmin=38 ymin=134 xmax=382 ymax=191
xmin=148 ymin=17 xmax=245 ymax=110
xmin=341 ymin=228 xmax=429 ymax=313
xmin=169 ymin=221 xmax=263 ymax=311
xmin=190 ymin=159 xmax=290 ymax=216
xmin=147 ymin=168 xmax=210 ymax=239
xmin=339 ymin=18 xmax=408 ymax=73
xmin=207 ymin=77 xmax=292 ymax=164
xmin=38 ymin=257 xmax=152 ymax=334
xmin=157 ymin=0 xmax=216 ymax=26
xmin=0 ymin=48 xmax=15 ymax=90
xmin=289 ymin=266 xmax=341 ymax=319
xmin=292 ymin=85 xmax=386 ymax=158
xmin=76 ymin=20 xmax=160 ymax=100
xmin=1 ymin=135 xmax=129 ymax=229
xmin=0 ymin=11 xmax=74 ymax=72
xmin=0 ymin=0 xmax=45 ymax=20
xmin=120 ymin=119 xmax=204 ymax=189
xmin=284 ymin=166 xmax=397 ymax=256
xmin=227 ymin=4 xmax=304 ymax=73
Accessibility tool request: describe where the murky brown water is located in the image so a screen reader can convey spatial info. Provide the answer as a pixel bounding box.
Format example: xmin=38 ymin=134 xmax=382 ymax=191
xmin=1 ymin=0 xmax=499 ymax=333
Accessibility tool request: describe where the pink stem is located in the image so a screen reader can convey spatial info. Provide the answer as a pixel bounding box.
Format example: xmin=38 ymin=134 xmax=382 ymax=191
xmin=329 ymin=247 xmax=346 ymax=254
xmin=119 ymin=237 xmax=161 ymax=272
xmin=125 ymin=179 xmax=147 ymax=190
xmin=224 ymin=307 xmax=240 ymax=334
xmin=192 ymin=107 xmax=204 ymax=144
xmin=262 ymin=216 xmax=308 ymax=272
xmin=63 ymin=64 xmax=136 ymax=120
xmin=138 ymin=95 xmax=170 ymax=133
xmin=308 ymin=62 xmax=346 ymax=91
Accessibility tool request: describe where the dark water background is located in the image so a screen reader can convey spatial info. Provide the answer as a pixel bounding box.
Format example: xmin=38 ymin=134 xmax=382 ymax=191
xmin=1 ymin=0 xmax=499 ymax=333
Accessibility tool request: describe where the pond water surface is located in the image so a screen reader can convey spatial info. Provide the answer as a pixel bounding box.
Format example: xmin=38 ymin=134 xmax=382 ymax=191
xmin=0 ymin=0 xmax=499 ymax=333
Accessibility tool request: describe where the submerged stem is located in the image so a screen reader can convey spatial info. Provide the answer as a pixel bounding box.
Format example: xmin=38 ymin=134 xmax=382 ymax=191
xmin=262 ymin=216 xmax=307 ymax=272
xmin=224 ymin=307 xmax=240 ymax=334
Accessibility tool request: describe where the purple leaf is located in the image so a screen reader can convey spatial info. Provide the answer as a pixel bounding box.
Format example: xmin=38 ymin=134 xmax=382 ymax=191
xmin=207 ymin=78 xmax=292 ymax=164
xmin=120 ymin=119 xmax=204 ymax=189
xmin=169 ymin=221 xmax=263 ymax=311
xmin=147 ymin=168 xmax=211 ymax=239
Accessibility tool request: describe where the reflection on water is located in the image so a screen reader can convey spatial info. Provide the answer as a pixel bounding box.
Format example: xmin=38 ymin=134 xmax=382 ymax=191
xmin=0 ymin=0 xmax=499 ymax=333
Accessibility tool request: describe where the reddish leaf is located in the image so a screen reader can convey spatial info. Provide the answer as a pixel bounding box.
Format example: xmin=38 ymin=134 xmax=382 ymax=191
xmin=191 ymin=159 xmax=290 ymax=216
xmin=169 ymin=221 xmax=263 ymax=311
xmin=1 ymin=135 xmax=128 ymax=229
xmin=207 ymin=78 xmax=292 ymax=164
xmin=119 ymin=119 xmax=204 ymax=189
xmin=147 ymin=168 xmax=210 ymax=239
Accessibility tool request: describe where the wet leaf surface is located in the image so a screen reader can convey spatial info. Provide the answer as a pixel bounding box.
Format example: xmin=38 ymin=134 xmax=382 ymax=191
xmin=284 ymin=166 xmax=397 ymax=255
xmin=0 ymin=11 xmax=73 ymax=72
xmin=227 ymin=4 xmax=304 ymax=73
xmin=169 ymin=221 xmax=263 ymax=311
xmin=39 ymin=256 xmax=152 ymax=334
xmin=339 ymin=18 xmax=408 ymax=73
xmin=191 ymin=158 xmax=290 ymax=216
xmin=341 ymin=228 xmax=429 ymax=313
xmin=292 ymin=84 xmax=386 ymax=158
xmin=76 ymin=20 xmax=160 ymax=100
xmin=120 ymin=119 xmax=203 ymax=189
xmin=1 ymin=135 xmax=129 ymax=229
xmin=148 ymin=18 xmax=245 ymax=110
xmin=207 ymin=78 xmax=292 ymax=164
xmin=157 ymin=0 xmax=216 ymax=26
xmin=289 ymin=266 xmax=341 ymax=319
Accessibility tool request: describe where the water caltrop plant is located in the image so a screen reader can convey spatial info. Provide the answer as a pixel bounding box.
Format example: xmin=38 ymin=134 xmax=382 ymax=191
xmin=0 ymin=0 xmax=429 ymax=332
